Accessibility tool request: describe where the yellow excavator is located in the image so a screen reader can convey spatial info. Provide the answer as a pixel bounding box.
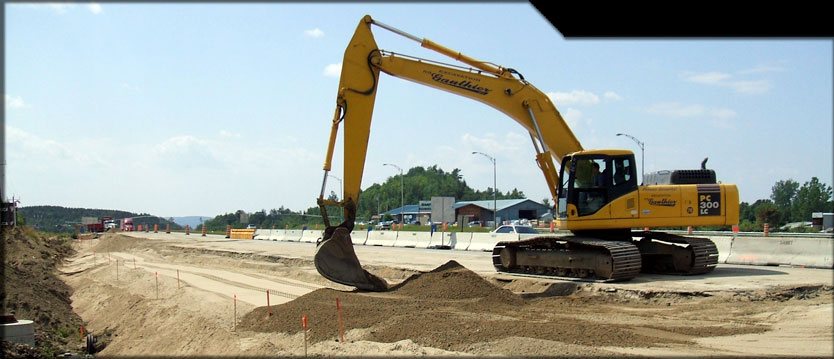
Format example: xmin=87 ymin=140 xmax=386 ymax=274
xmin=314 ymin=15 xmax=739 ymax=291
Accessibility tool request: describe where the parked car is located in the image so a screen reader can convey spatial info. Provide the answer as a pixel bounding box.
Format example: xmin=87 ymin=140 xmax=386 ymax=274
xmin=490 ymin=224 xmax=539 ymax=234
xmin=375 ymin=220 xmax=394 ymax=230
xmin=467 ymin=220 xmax=482 ymax=227
xmin=246 ymin=224 xmax=257 ymax=229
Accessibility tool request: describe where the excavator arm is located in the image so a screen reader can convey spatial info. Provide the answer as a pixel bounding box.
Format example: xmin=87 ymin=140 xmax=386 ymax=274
xmin=315 ymin=15 xmax=582 ymax=291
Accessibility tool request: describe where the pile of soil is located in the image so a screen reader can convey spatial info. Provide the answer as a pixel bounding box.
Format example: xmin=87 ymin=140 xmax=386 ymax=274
xmin=1 ymin=227 xmax=85 ymax=357
xmin=239 ymin=260 xmax=673 ymax=352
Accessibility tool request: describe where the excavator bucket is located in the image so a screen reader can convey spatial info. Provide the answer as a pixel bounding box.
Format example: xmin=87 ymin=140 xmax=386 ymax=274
xmin=314 ymin=227 xmax=388 ymax=291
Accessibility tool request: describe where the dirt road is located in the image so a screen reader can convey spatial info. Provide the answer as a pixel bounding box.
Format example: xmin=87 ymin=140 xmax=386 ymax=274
xmin=60 ymin=233 xmax=833 ymax=357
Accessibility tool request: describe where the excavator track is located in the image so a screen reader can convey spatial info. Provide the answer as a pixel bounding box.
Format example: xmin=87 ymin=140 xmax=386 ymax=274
xmin=492 ymin=236 xmax=642 ymax=282
xmin=633 ymin=232 xmax=719 ymax=275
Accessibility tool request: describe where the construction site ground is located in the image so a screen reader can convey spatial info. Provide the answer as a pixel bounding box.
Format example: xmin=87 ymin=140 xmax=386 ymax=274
xmin=50 ymin=232 xmax=834 ymax=356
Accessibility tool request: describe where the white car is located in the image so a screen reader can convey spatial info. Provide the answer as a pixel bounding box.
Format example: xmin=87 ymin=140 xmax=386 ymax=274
xmin=490 ymin=224 xmax=539 ymax=234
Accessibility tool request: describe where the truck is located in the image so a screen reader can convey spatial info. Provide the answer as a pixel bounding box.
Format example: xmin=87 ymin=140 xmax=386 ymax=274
xmin=121 ymin=218 xmax=134 ymax=232
xmin=85 ymin=216 xmax=114 ymax=233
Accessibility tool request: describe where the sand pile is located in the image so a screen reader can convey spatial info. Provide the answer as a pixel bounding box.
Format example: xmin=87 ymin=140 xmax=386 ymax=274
xmin=239 ymin=261 xmax=661 ymax=351
xmin=238 ymin=259 xmax=781 ymax=352
xmin=390 ymin=260 xmax=524 ymax=304
xmin=239 ymin=261 xmax=522 ymax=342
xmin=89 ymin=233 xmax=150 ymax=253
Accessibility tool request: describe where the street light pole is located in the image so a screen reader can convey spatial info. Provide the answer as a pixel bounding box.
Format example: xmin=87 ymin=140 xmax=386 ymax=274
xmin=472 ymin=151 xmax=497 ymax=229
xmin=383 ymin=163 xmax=404 ymax=225
xmin=327 ymin=174 xmax=343 ymax=221
xmin=616 ymin=133 xmax=645 ymax=185
xmin=327 ymin=174 xmax=343 ymax=201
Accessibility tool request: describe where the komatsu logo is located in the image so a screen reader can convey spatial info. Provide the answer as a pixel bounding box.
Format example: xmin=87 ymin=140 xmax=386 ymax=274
xmin=646 ymin=198 xmax=677 ymax=207
xmin=427 ymin=72 xmax=491 ymax=95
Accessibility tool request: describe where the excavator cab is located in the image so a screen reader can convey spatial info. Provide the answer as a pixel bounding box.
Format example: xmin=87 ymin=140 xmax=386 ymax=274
xmin=557 ymin=151 xmax=638 ymax=220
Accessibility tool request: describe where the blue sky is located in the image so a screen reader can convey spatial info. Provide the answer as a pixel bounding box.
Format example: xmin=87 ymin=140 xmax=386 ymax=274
xmin=4 ymin=3 xmax=832 ymax=218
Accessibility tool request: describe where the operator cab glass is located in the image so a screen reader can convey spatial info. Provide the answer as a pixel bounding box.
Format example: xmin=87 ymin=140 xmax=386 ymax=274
xmin=557 ymin=154 xmax=638 ymax=218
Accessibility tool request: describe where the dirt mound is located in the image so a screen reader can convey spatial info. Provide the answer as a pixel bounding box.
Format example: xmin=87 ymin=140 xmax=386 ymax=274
xmin=90 ymin=233 xmax=150 ymax=253
xmin=391 ymin=260 xmax=523 ymax=304
xmin=240 ymin=261 xmax=667 ymax=352
xmin=239 ymin=261 xmax=522 ymax=345
xmin=238 ymin=288 xmax=395 ymax=343
xmin=1 ymin=227 xmax=84 ymax=356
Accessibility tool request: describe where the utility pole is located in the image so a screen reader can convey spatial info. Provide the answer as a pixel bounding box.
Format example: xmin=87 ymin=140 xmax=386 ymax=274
xmin=383 ymin=163 xmax=404 ymax=224
xmin=472 ymin=152 xmax=497 ymax=229
xmin=617 ymin=133 xmax=645 ymax=185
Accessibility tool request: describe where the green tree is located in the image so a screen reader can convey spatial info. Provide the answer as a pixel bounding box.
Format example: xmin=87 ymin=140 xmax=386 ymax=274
xmin=754 ymin=200 xmax=780 ymax=226
xmin=770 ymin=179 xmax=799 ymax=225
xmin=791 ymin=177 xmax=833 ymax=222
xmin=15 ymin=210 xmax=26 ymax=226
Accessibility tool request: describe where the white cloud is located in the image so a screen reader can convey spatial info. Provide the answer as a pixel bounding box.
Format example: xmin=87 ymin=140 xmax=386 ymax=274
xmin=561 ymin=108 xmax=583 ymax=129
xmin=6 ymin=126 xmax=105 ymax=166
xmin=88 ymin=3 xmax=102 ymax=14
xmin=738 ymin=64 xmax=784 ymax=74
xmin=5 ymin=94 xmax=26 ymax=109
xmin=603 ymin=91 xmax=623 ymax=101
xmin=323 ymin=63 xmax=342 ymax=77
xmin=685 ymin=72 xmax=731 ymax=85
xmin=645 ymin=102 xmax=736 ymax=120
xmin=645 ymin=102 xmax=707 ymax=117
xmin=305 ymin=28 xmax=324 ymax=38
xmin=461 ymin=132 xmax=526 ymax=155
xmin=23 ymin=3 xmax=102 ymax=15
xmin=708 ymin=108 xmax=737 ymax=119
xmin=683 ymin=70 xmax=772 ymax=95
xmin=219 ymin=130 xmax=242 ymax=139
xmin=547 ymin=90 xmax=600 ymax=106
xmin=728 ymin=80 xmax=771 ymax=95
xmin=120 ymin=83 xmax=140 ymax=92
xmin=43 ymin=3 xmax=75 ymax=14
xmin=152 ymin=135 xmax=209 ymax=156
xmin=710 ymin=118 xmax=736 ymax=129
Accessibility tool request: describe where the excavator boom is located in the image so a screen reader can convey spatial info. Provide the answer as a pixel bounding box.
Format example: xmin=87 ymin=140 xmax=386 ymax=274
xmin=314 ymin=15 xmax=580 ymax=291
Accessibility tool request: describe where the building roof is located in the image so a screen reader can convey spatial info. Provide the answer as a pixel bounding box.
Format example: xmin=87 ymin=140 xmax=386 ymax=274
xmin=454 ymin=199 xmax=535 ymax=211
xmin=382 ymin=198 xmax=545 ymax=216
xmin=382 ymin=204 xmax=423 ymax=216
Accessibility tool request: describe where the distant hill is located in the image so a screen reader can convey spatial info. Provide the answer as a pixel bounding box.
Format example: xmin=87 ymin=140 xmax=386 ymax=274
xmin=18 ymin=205 xmax=182 ymax=233
xmin=169 ymin=216 xmax=211 ymax=229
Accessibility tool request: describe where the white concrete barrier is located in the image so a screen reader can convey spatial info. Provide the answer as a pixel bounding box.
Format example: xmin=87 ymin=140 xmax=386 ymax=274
xmin=283 ymin=229 xmax=303 ymax=242
xmin=365 ymin=230 xmax=397 ymax=246
xmin=707 ymin=236 xmax=734 ymax=263
xmin=428 ymin=231 xmax=457 ymax=248
xmin=724 ymin=236 xmax=833 ymax=268
xmin=1 ymin=319 xmax=34 ymax=347
xmin=394 ymin=231 xmax=433 ymax=248
xmin=451 ymin=232 xmax=472 ymax=251
xmin=468 ymin=233 xmax=519 ymax=252
xmin=269 ymin=230 xmax=286 ymax=241
xmin=299 ymin=230 xmax=322 ymax=243
xmin=254 ymin=229 xmax=271 ymax=240
xmin=350 ymin=230 xmax=369 ymax=245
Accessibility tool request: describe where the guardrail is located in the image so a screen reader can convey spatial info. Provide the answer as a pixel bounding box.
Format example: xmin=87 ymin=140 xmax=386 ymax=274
xmin=228 ymin=228 xmax=834 ymax=269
